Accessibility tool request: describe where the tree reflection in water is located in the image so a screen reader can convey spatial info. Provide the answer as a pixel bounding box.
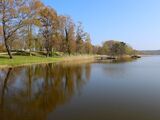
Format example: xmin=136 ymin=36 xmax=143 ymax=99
xmin=0 ymin=63 xmax=91 ymax=120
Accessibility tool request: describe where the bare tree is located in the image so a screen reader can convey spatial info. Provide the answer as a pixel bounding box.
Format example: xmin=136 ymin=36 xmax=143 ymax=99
xmin=24 ymin=0 xmax=43 ymax=55
xmin=63 ymin=16 xmax=76 ymax=55
xmin=0 ymin=0 xmax=29 ymax=58
xmin=76 ymin=22 xmax=86 ymax=54
xmin=85 ymin=33 xmax=93 ymax=54
xmin=39 ymin=7 xmax=58 ymax=57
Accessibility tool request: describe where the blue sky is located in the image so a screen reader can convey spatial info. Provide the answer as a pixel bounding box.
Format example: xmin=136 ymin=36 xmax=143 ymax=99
xmin=42 ymin=0 xmax=160 ymax=50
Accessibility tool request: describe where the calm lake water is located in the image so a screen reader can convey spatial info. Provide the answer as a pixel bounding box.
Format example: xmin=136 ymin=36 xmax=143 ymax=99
xmin=0 ymin=56 xmax=160 ymax=120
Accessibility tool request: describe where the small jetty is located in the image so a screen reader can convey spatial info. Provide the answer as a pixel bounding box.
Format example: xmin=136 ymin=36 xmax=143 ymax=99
xmin=96 ymin=55 xmax=117 ymax=61
xmin=96 ymin=55 xmax=141 ymax=62
xmin=101 ymin=56 xmax=116 ymax=60
xmin=131 ymin=55 xmax=141 ymax=59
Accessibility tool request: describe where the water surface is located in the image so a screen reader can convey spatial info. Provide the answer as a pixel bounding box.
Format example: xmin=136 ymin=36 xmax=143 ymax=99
xmin=0 ymin=56 xmax=160 ymax=120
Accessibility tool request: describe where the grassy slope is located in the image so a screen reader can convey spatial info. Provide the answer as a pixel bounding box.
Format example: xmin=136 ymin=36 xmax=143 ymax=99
xmin=0 ymin=55 xmax=95 ymax=68
xmin=0 ymin=55 xmax=63 ymax=68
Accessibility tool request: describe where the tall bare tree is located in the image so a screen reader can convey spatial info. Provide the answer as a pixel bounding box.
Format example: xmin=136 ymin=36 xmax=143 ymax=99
xmin=63 ymin=16 xmax=76 ymax=55
xmin=85 ymin=33 xmax=92 ymax=54
xmin=0 ymin=0 xmax=30 ymax=58
xmin=76 ymin=22 xmax=86 ymax=54
xmin=24 ymin=0 xmax=43 ymax=55
xmin=39 ymin=6 xmax=58 ymax=57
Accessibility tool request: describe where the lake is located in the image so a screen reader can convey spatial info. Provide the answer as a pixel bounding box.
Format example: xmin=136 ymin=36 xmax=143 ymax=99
xmin=0 ymin=56 xmax=160 ymax=120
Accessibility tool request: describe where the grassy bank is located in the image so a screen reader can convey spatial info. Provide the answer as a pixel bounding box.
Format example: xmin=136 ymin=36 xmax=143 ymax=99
xmin=0 ymin=55 xmax=95 ymax=68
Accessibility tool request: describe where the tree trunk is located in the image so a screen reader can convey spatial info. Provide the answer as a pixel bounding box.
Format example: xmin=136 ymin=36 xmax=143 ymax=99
xmin=28 ymin=25 xmax=32 ymax=56
xmin=2 ymin=18 xmax=13 ymax=59
xmin=4 ymin=40 xmax=12 ymax=59
xmin=46 ymin=48 xmax=50 ymax=57
xmin=67 ymin=45 xmax=70 ymax=55
xmin=45 ymin=37 xmax=50 ymax=57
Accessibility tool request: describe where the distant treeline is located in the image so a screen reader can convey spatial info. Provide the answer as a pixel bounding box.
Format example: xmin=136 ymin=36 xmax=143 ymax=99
xmin=0 ymin=0 xmax=135 ymax=59
xmin=139 ymin=50 xmax=160 ymax=55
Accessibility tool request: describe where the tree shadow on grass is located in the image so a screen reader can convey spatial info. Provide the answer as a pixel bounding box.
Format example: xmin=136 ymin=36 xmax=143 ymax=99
xmin=0 ymin=56 xmax=10 ymax=59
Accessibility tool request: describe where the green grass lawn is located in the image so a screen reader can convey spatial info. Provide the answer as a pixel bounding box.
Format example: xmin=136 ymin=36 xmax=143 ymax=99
xmin=0 ymin=55 xmax=63 ymax=67
xmin=0 ymin=53 xmax=96 ymax=68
